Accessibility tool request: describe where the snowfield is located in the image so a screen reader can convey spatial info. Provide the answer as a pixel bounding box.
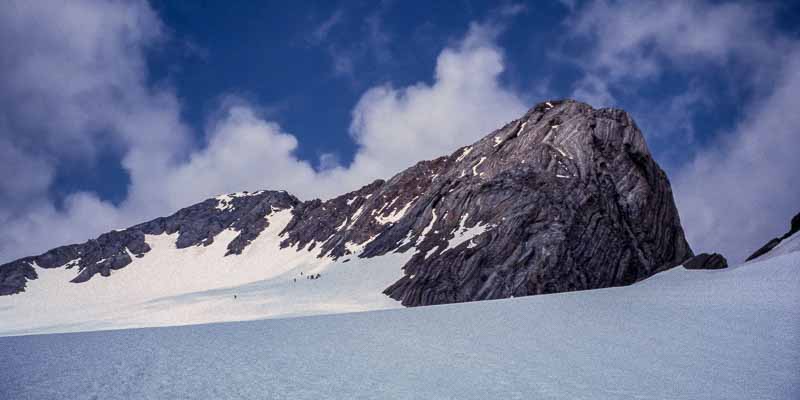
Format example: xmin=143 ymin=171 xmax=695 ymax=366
xmin=1 ymin=246 xmax=798 ymax=399
xmin=0 ymin=208 xmax=412 ymax=336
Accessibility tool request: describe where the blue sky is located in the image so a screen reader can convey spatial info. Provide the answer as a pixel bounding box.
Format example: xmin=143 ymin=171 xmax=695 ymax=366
xmin=1 ymin=0 xmax=799 ymax=263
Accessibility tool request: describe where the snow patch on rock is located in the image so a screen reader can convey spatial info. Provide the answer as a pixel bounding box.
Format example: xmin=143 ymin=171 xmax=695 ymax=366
xmin=472 ymin=157 xmax=487 ymax=176
xmin=456 ymin=146 xmax=472 ymax=162
xmin=418 ymin=208 xmax=438 ymax=244
xmin=375 ymin=198 xmax=415 ymax=225
xmin=443 ymin=214 xmax=491 ymax=252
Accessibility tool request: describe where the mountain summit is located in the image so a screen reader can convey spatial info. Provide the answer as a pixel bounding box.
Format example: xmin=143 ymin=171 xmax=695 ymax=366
xmin=0 ymin=100 xmax=694 ymax=333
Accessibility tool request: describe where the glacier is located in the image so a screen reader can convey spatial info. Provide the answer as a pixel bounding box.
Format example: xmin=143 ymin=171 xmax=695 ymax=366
xmin=1 ymin=245 xmax=798 ymax=399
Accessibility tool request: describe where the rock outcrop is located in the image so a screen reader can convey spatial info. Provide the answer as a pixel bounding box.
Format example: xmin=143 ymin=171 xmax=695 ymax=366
xmin=683 ymin=253 xmax=727 ymax=270
xmin=746 ymin=212 xmax=800 ymax=262
xmin=1 ymin=100 xmax=694 ymax=306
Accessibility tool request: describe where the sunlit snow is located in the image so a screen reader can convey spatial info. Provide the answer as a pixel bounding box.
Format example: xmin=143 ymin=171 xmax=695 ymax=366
xmin=442 ymin=213 xmax=490 ymax=252
xmin=0 ymin=208 xmax=410 ymax=336
xmin=472 ymin=156 xmax=487 ymax=176
xmin=455 ymin=146 xmax=472 ymax=162
xmin=2 ymin=250 xmax=797 ymax=399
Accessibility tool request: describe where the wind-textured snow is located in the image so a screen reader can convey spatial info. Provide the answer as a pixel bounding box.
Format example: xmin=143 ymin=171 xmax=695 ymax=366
xmin=1 ymin=251 xmax=798 ymax=399
xmin=0 ymin=208 xmax=410 ymax=336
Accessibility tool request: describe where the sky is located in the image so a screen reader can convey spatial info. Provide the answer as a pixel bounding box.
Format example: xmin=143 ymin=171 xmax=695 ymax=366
xmin=1 ymin=0 xmax=799 ymax=264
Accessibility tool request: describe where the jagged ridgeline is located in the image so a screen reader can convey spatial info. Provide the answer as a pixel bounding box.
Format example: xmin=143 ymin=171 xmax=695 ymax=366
xmin=0 ymin=100 xmax=693 ymax=306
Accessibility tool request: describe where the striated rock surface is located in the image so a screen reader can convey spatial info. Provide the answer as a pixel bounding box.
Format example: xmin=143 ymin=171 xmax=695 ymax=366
xmin=0 ymin=191 xmax=299 ymax=295
xmin=683 ymin=253 xmax=727 ymax=270
xmin=1 ymin=100 xmax=693 ymax=306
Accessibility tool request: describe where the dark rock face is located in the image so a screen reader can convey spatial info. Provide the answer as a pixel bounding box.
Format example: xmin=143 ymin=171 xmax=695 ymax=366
xmin=683 ymin=253 xmax=727 ymax=270
xmin=1 ymin=100 xmax=694 ymax=306
xmin=746 ymin=212 xmax=800 ymax=262
xmin=0 ymin=190 xmax=298 ymax=295
xmin=367 ymin=100 xmax=693 ymax=305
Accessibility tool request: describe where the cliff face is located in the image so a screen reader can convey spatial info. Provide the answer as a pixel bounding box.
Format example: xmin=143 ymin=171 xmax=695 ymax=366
xmin=0 ymin=100 xmax=693 ymax=306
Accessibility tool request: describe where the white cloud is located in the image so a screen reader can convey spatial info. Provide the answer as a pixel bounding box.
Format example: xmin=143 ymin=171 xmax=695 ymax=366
xmin=568 ymin=0 xmax=800 ymax=261
xmin=0 ymin=3 xmax=527 ymax=262
xmin=6 ymin=0 xmax=794 ymax=268
xmin=571 ymin=1 xmax=780 ymax=79
xmin=338 ymin=23 xmax=527 ymax=188
xmin=0 ymin=139 xmax=54 ymax=205
xmin=673 ymin=49 xmax=800 ymax=261
xmin=0 ymin=0 xmax=189 ymax=259
xmin=568 ymin=0 xmax=785 ymax=107
xmin=158 ymin=106 xmax=320 ymax=208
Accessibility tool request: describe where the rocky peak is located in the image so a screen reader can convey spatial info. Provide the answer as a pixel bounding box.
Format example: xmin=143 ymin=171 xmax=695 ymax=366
xmin=0 ymin=190 xmax=298 ymax=294
xmin=277 ymin=99 xmax=692 ymax=305
xmin=1 ymin=100 xmax=693 ymax=307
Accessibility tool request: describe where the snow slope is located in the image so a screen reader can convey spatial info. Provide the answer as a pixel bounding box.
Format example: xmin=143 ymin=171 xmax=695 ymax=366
xmin=0 ymin=208 xmax=411 ymax=336
xmin=2 ymin=251 xmax=798 ymax=399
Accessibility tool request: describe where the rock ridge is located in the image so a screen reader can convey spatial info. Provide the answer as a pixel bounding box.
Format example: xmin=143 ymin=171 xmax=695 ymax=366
xmin=1 ymin=99 xmax=694 ymax=306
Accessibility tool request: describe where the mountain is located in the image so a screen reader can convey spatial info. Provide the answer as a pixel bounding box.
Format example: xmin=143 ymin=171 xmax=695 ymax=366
xmin=0 ymin=99 xmax=694 ymax=334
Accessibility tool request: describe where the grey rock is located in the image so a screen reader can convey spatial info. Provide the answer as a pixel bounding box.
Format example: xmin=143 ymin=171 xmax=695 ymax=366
xmin=683 ymin=253 xmax=727 ymax=270
xmin=0 ymin=190 xmax=298 ymax=294
xmin=375 ymin=100 xmax=693 ymax=305
xmin=1 ymin=100 xmax=694 ymax=307
xmin=746 ymin=211 xmax=800 ymax=261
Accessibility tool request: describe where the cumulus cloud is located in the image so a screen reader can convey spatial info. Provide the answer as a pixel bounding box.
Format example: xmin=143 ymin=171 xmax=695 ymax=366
xmin=0 ymin=2 xmax=527 ymax=262
xmin=336 ymin=23 xmax=527 ymax=189
xmin=568 ymin=0 xmax=800 ymax=261
xmin=673 ymin=49 xmax=800 ymax=261
xmin=158 ymin=106 xmax=320 ymax=207
xmin=4 ymin=0 xmax=794 ymax=267
xmin=0 ymin=0 xmax=188 ymax=259
xmin=570 ymin=1 xmax=781 ymax=85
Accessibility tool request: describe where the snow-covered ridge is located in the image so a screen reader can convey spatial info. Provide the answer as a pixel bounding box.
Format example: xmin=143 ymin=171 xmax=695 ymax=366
xmin=0 ymin=207 xmax=411 ymax=335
